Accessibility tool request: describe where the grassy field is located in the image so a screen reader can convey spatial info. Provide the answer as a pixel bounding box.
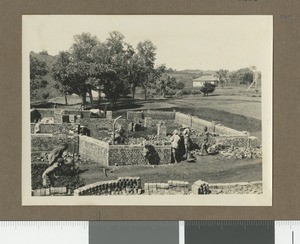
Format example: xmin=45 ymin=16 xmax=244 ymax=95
xmin=38 ymin=92 xmax=262 ymax=137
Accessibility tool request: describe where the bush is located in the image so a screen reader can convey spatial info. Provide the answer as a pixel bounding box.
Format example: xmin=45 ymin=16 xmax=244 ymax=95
xmin=199 ymin=82 xmax=216 ymax=96
xmin=166 ymin=89 xmax=176 ymax=96
xmin=191 ymin=89 xmax=201 ymax=95
xmin=175 ymin=90 xmax=183 ymax=97
xmin=182 ymin=88 xmax=191 ymax=95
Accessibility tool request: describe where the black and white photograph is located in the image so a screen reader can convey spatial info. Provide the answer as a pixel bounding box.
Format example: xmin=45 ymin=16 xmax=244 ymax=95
xmin=22 ymin=15 xmax=272 ymax=205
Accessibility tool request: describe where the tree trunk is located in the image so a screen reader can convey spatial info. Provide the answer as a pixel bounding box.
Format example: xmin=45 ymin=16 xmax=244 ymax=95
xmin=144 ymin=87 xmax=147 ymax=100
xmin=98 ymin=89 xmax=101 ymax=108
xmin=64 ymin=94 xmax=68 ymax=106
xmin=82 ymin=92 xmax=87 ymax=108
xmin=132 ymin=85 xmax=136 ymax=99
xmin=88 ymin=89 xmax=94 ymax=108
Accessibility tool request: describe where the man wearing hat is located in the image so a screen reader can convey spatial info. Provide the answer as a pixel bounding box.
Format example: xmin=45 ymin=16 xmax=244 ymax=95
xmin=170 ymin=129 xmax=181 ymax=164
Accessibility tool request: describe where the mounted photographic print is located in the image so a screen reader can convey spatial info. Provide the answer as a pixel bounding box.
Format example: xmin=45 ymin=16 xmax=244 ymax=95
xmin=22 ymin=15 xmax=273 ymax=206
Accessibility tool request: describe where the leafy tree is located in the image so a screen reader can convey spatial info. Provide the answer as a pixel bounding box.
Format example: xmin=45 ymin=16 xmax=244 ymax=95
xmin=30 ymin=54 xmax=48 ymax=100
xmin=136 ymin=40 xmax=157 ymax=100
xmin=52 ymin=51 xmax=73 ymax=105
xmin=200 ymin=82 xmax=216 ymax=96
xmin=90 ymin=32 xmax=133 ymax=106
xmin=39 ymin=50 xmax=48 ymax=55
xmin=235 ymin=67 xmax=254 ymax=85
xmin=52 ymin=33 xmax=99 ymax=107
xmin=215 ymin=69 xmax=229 ymax=87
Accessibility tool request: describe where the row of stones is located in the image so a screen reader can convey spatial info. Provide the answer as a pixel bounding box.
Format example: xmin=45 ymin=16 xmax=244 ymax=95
xmin=144 ymin=180 xmax=190 ymax=195
xmin=32 ymin=187 xmax=68 ymax=196
xmin=74 ymin=177 xmax=142 ymax=196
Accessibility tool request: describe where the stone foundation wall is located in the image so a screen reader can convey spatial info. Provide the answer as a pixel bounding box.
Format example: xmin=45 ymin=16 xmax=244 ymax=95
xmin=191 ymin=135 xmax=260 ymax=149
xmin=127 ymin=110 xmax=175 ymax=120
xmin=175 ymin=112 xmax=245 ymax=136
xmin=30 ymin=123 xmax=77 ymax=134
xmin=209 ymin=181 xmax=262 ymax=194
xmin=144 ymin=180 xmax=189 ymax=195
xmin=108 ymin=144 xmax=171 ymax=166
xmin=31 ymin=134 xmax=79 ymax=152
xmin=32 ymin=187 xmax=68 ymax=196
xmin=79 ymin=136 xmax=109 ymax=165
xmin=74 ymin=177 xmax=142 ymax=196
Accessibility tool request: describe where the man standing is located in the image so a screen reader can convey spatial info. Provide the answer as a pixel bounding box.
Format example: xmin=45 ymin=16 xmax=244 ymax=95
xmin=170 ymin=130 xmax=181 ymax=164
xmin=200 ymin=126 xmax=210 ymax=155
xmin=182 ymin=127 xmax=191 ymax=160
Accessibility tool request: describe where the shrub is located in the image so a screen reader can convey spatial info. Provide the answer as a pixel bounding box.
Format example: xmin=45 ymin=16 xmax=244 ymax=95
xmin=199 ymin=82 xmax=216 ymax=96
xmin=175 ymin=90 xmax=183 ymax=97
xmin=191 ymin=89 xmax=201 ymax=95
xmin=182 ymin=88 xmax=191 ymax=95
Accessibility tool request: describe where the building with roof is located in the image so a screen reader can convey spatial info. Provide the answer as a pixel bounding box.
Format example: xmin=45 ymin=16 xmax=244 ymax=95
xmin=193 ymin=75 xmax=218 ymax=87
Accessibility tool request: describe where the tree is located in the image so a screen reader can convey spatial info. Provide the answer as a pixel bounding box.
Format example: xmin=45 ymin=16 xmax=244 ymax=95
xmin=52 ymin=33 xmax=99 ymax=107
xmin=136 ymin=40 xmax=157 ymax=100
xmin=30 ymin=53 xmax=48 ymax=100
xmin=200 ymin=82 xmax=216 ymax=96
xmin=90 ymin=31 xmax=133 ymax=106
xmin=215 ymin=69 xmax=229 ymax=87
xmin=235 ymin=67 xmax=254 ymax=86
xmin=52 ymin=51 xmax=73 ymax=105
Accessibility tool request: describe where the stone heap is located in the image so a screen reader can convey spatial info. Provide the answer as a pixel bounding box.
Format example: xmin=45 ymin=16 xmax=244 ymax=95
xmin=192 ymin=180 xmax=211 ymax=194
xmin=74 ymin=177 xmax=142 ymax=196
xmin=144 ymin=180 xmax=189 ymax=195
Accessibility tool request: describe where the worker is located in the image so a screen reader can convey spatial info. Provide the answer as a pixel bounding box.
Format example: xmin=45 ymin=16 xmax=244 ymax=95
xmin=47 ymin=143 xmax=68 ymax=166
xmin=42 ymin=158 xmax=65 ymax=187
xmin=170 ymin=129 xmax=181 ymax=164
xmin=200 ymin=126 xmax=210 ymax=155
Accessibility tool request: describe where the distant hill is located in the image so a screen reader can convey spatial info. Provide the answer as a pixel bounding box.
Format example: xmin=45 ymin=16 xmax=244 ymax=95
xmin=30 ymin=52 xmax=63 ymax=101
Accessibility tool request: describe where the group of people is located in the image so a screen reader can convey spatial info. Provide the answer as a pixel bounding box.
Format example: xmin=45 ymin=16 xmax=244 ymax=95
xmin=170 ymin=126 xmax=209 ymax=163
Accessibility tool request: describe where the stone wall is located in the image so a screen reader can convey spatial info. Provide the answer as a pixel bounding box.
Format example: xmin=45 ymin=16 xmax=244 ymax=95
xmin=209 ymin=181 xmax=262 ymax=194
xmin=31 ymin=134 xmax=79 ymax=152
xmin=144 ymin=180 xmax=189 ymax=195
xmin=191 ymin=135 xmax=260 ymax=149
xmin=79 ymin=136 xmax=109 ymax=165
xmin=175 ymin=112 xmax=245 ymax=136
xmin=127 ymin=110 xmax=175 ymax=120
xmin=30 ymin=123 xmax=77 ymax=134
xmin=108 ymin=144 xmax=171 ymax=166
xmin=32 ymin=187 xmax=68 ymax=196
xmin=74 ymin=177 xmax=142 ymax=196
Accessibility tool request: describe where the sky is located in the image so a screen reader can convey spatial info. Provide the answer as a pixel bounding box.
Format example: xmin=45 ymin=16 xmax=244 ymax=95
xmin=23 ymin=15 xmax=272 ymax=71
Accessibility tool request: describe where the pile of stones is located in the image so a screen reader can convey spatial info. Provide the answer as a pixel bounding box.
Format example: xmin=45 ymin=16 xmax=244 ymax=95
xmin=74 ymin=177 xmax=142 ymax=196
xmin=144 ymin=180 xmax=189 ymax=195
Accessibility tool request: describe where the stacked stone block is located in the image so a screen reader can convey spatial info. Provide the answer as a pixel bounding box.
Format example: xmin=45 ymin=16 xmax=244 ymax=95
xmin=30 ymin=123 xmax=77 ymax=134
xmin=192 ymin=180 xmax=211 ymax=195
xmin=209 ymin=181 xmax=262 ymax=194
xmin=127 ymin=111 xmax=175 ymax=120
xmin=144 ymin=180 xmax=189 ymax=195
xmin=32 ymin=187 xmax=68 ymax=196
xmin=31 ymin=134 xmax=79 ymax=153
xmin=74 ymin=177 xmax=142 ymax=196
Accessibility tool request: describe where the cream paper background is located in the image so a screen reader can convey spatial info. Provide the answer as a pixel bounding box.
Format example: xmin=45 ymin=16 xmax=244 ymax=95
xmin=22 ymin=15 xmax=273 ymax=206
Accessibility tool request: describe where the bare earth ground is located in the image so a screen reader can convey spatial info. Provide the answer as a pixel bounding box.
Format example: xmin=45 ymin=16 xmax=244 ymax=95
xmin=78 ymin=156 xmax=262 ymax=187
